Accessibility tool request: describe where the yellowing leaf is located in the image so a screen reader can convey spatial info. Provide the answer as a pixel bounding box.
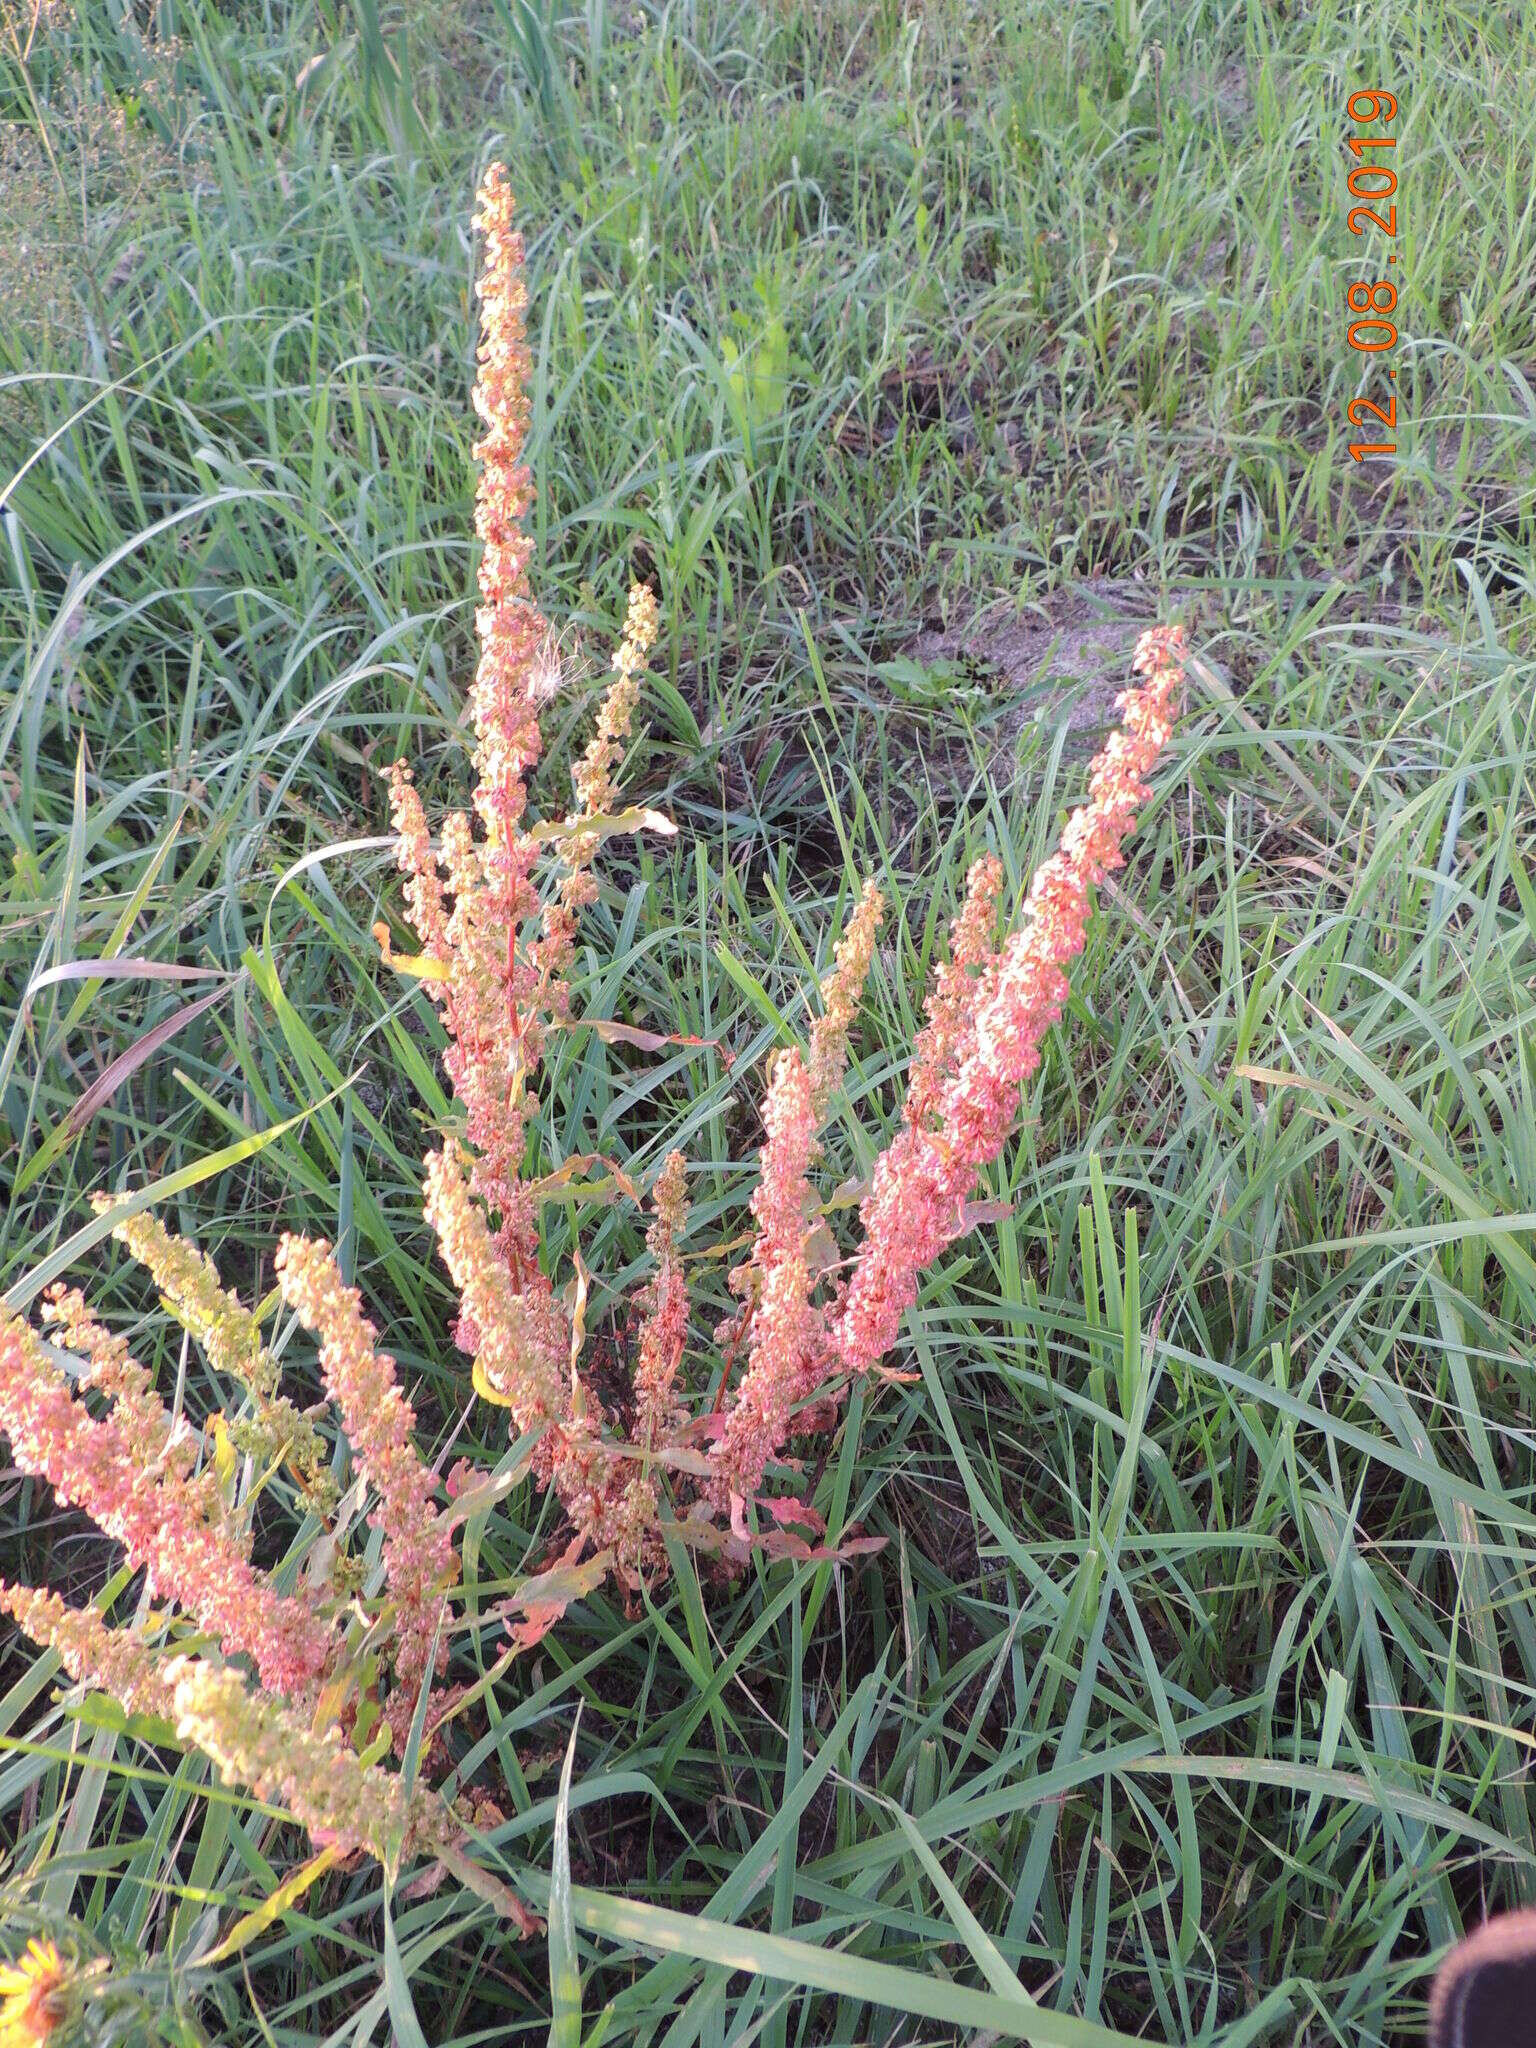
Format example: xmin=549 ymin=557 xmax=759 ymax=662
xmin=502 ymin=1545 xmax=612 ymax=1652
xmin=526 ymin=805 xmax=677 ymax=847
xmin=373 ymin=921 xmax=450 ymax=981
xmin=473 ymin=1356 xmax=516 ymax=1410
xmin=199 ymin=1845 xmax=343 ymax=1966
xmin=212 ymin=1413 xmax=238 ymax=1496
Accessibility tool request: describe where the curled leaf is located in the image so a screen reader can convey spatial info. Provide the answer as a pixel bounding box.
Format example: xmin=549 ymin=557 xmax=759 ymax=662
xmin=558 ymin=1016 xmax=734 ymax=1069
xmin=373 ymin=922 xmax=450 ymax=981
xmin=472 ymin=1356 xmax=515 ymax=1410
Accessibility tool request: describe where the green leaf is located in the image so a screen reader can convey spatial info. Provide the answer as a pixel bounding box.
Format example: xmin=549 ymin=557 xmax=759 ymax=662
xmin=549 ymin=1705 xmax=584 ymax=2048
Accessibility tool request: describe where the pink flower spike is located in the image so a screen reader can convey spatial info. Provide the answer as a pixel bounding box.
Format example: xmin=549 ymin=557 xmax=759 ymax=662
xmin=0 ymin=1315 xmax=337 ymax=1699
xmin=712 ymin=1049 xmax=821 ymax=1506
xmin=274 ymin=1235 xmax=458 ymax=1724
xmin=834 ymin=623 xmax=1184 ymax=1381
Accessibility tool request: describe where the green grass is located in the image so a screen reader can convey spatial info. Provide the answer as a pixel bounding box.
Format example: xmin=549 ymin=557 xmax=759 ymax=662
xmin=2 ymin=0 xmax=1535 ymax=2040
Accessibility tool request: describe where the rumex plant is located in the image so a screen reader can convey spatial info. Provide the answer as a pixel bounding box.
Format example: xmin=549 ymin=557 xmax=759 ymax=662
xmin=0 ymin=162 xmax=1186 ymax=1902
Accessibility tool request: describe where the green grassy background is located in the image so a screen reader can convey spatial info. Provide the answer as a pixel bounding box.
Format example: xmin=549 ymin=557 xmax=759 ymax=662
xmin=2 ymin=0 xmax=1535 ymax=2040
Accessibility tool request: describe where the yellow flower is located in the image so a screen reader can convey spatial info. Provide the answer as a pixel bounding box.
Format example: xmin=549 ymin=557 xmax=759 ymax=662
xmin=0 ymin=1939 xmax=70 ymax=2048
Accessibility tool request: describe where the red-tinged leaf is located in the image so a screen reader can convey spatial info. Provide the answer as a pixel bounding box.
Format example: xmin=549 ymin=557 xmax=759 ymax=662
xmin=667 ymin=1498 xmax=880 ymax=1569
xmin=756 ymin=1526 xmax=887 ymax=1566
xmin=958 ymin=1197 xmax=1014 ymax=1228
xmin=23 ymin=956 xmax=224 ymax=1019
xmin=506 ymin=1605 xmax=565 ymax=1653
xmin=559 ymin=1015 xmax=734 ymax=1068
xmin=398 ymin=1859 xmax=452 ymax=1903
xmin=501 ymin=1545 xmax=612 ymax=1650
xmin=437 ymin=1842 xmax=546 ymax=1938
xmin=762 ymin=1496 xmax=826 ymax=1537
xmin=64 ymin=984 xmax=231 ymax=1137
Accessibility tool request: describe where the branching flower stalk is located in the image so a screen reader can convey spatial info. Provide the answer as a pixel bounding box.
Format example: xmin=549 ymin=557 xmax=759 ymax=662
xmin=0 ymin=161 xmax=1186 ymax=1896
xmin=0 ymin=1227 xmax=476 ymax=1905
xmin=0 ymin=1581 xmax=448 ymax=1872
xmin=0 ymin=1312 xmax=337 ymax=1698
xmin=98 ymin=1200 xmax=334 ymax=1507
xmin=833 ymin=627 xmax=1184 ymax=1381
xmin=378 ymin=161 xmax=1185 ymax=1557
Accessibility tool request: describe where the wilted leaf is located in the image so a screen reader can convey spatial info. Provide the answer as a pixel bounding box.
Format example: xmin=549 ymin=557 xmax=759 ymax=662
xmin=527 ymin=1151 xmax=643 ymax=1209
xmin=526 ymin=805 xmax=677 ymax=846
xmin=441 ymin=1447 xmax=536 ymax=1528
xmin=559 ymin=1015 xmax=734 ymax=1068
xmin=438 ymin=1841 xmax=545 ymax=1938
xmin=502 ymin=1543 xmax=612 ymax=1652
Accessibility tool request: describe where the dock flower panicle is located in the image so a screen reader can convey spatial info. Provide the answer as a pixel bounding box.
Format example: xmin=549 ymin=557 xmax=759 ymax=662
xmin=0 ymin=1208 xmax=474 ymax=1876
xmin=164 ymin=1657 xmax=450 ymax=1869
xmin=0 ymin=1581 xmax=176 ymax=1724
xmin=0 ymin=162 xmax=1185 ymax=1905
xmin=0 ymin=1309 xmax=337 ymax=1699
xmin=834 ymin=626 xmax=1184 ymax=1382
xmin=710 ymin=1048 xmax=822 ymax=1511
xmin=378 ymin=161 xmax=1184 ymax=1566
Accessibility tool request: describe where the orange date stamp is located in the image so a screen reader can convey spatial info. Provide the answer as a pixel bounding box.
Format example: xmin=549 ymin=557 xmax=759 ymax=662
xmin=1343 ymin=88 xmax=1400 ymax=461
